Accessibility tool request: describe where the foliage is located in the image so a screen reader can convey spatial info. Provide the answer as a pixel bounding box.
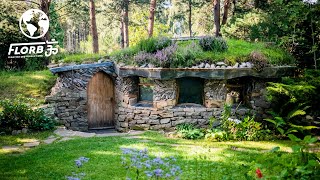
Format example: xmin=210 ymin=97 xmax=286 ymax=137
xmin=112 ymin=38 xmax=293 ymax=67
xmin=176 ymin=123 xmax=205 ymax=140
xmin=172 ymin=42 xmax=203 ymax=67
xmin=121 ymin=148 xmax=182 ymax=179
xmin=248 ymin=51 xmax=269 ymax=71
xmin=217 ymin=104 xmax=266 ymax=141
xmin=0 ymin=1 xmax=29 ymax=70
xmin=49 ymin=2 xmax=64 ymax=48
xmin=264 ymin=110 xmax=317 ymax=137
xmin=136 ymin=37 xmax=172 ymax=53
xmin=254 ymin=134 xmax=320 ymax=179
xmin=199 ymin=36 xmax=228 ymax=52
xmin=222 ymin=11 xmax=268 ymax=41
xmin=57 ymin=53 xmax=103 ymax=64
xmin=110 ymin=47 xmax=139 ymax=64
xmin=0 ymin=97 xmax=55 ymax=133
xmin=0 ymin=70 xmax=56 ymax=102
xmin=266 ymin=70 xmax=320 ymax=119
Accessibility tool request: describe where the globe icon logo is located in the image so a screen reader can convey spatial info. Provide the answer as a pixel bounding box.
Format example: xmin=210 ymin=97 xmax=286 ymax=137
xmin=19 ymin=9 xmax=49 ymax=39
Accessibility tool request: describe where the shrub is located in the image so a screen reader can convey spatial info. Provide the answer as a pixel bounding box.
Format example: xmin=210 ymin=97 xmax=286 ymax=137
xmin=172 ymin=42 xmax=203 ymax=68
xmin=154 ymin=44 xmax=177 ymax=68
xmin=155 ymin=37 xmax=172 ymax=51
xmin=176 ymin=123 xmax=205 ymax=140
xmin=248 ymin=51 xmax=269 ymax=71
xmin=137 ymin=37 xmax=172 ymax=53
xmin=0 ymin=97 xmax=55 ymax=133
xmin=199 ymin=36 xmax=228 ymax=52
xmin=110 ymin=47 xmax=138 ymax=64
xmin=134 ymin=51 xmax=155 ymax=66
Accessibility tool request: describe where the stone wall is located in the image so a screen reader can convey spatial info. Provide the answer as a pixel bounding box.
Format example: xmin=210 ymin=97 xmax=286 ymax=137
xmin=46 ymin=64 xmax=115 ymax=131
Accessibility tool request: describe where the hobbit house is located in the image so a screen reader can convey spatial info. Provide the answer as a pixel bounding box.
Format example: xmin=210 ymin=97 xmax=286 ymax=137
xmin=46 ymin=61 xmax=295 ymax=132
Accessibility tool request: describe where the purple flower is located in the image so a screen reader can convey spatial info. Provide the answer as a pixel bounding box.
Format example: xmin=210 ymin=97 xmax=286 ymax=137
xmin=154 ymin=168 xmax=163 ymax=177
xmin=66 ymin=177 xmax=80 ymax=180
xmin=145 ymin=171 xmax=153 ymax=177
xmin=75 ymin=160 xmax=82 ymax=168
xmin=78 ymin=157 xmax=89 ymax=163
xmin=152 ymin=157 xmax=164 ymax=165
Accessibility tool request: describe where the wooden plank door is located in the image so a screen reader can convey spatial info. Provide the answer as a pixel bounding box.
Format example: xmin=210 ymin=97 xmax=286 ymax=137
xmin=87 ymin=72 xmax=114 ymax=128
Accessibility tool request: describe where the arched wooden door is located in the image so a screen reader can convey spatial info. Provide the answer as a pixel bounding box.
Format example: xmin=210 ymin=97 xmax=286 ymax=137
xmin=87 ymin=72 xmax=114 ymax=129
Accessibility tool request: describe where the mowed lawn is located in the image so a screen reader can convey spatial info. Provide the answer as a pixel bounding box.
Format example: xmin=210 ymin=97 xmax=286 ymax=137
xmin=0 ymin=131 xmax=304 ymax=180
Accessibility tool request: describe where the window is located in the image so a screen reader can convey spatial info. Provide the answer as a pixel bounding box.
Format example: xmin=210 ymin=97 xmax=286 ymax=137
xmin=138 ymin=77 xmax=154 ymax=102
xmin=177 ymin=77 xmax=204 ymax=105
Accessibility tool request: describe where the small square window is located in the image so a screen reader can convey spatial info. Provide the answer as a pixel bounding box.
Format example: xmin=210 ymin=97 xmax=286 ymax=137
xmin=177 ymin=77 xmax=204 ymax=105
xmin=138 ymin=78 xmax=154 ymax=102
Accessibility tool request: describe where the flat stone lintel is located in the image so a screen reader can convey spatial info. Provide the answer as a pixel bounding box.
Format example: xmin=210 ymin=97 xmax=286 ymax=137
xmin=117 ymin=66 xmax=296 ymax=80
xmin=50 ymin=61 xmax=114 ymax=74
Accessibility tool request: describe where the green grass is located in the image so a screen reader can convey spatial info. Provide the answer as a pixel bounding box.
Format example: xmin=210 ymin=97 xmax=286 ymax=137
xmin=0 ymin=131 xmax=313 ymax=179
xmin=0 ymin=70 xmax=56 ymax=102
xmin=182 ymin=39 xmax=295 ymax=65
xmin=54 ymin=53 xmax=104 ymax=64
xmin=0 ymin=130 xmax=54 ymax=147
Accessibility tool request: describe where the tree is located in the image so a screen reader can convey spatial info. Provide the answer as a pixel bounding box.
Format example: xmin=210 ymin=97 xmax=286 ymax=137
xmin=148 ymin=0 xmax=157 ymax=37
xmin=222 ymin=0 xmax=230 ymax=25
xmin=213 ymin=0 xmax=220 ymax=36
xmin=123 ymin=0 xmax=130 ymax=47
xmin=89 ymin=0 xmax=99 ymax=53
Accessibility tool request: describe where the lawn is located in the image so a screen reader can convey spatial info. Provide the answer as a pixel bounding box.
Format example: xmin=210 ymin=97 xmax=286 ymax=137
xmin=0 ymin=131 xmax=306 ymax=180
xmin=0 ymin=70 xmax=56 ymax=103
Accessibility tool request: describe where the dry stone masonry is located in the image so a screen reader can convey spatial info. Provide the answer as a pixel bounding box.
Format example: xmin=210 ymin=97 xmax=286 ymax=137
xmin=47 ymin=61 xmax=295 ymax=132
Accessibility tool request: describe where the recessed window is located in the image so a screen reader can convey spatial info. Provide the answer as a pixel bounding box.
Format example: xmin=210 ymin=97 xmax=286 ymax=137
xmin=177 ymin=77 xmax=204 ymax=105
xmin=138 ymin=77 xmax=154 ymax=102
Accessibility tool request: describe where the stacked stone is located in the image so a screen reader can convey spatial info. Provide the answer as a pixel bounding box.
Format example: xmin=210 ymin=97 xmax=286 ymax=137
xmin=204 ymin=80 xmax=227 ymax=108
xmin=116 ymin=105 xmax=224 ymax=132
xmin=46 ymin=89 xmax=88 ymax=131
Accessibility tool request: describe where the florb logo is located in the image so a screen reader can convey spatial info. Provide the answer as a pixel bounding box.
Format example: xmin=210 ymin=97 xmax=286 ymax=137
xmin=19 ymin=9 xmax=49 ymax=39
xmin=8 ymin=9 xmax=58 ymax=58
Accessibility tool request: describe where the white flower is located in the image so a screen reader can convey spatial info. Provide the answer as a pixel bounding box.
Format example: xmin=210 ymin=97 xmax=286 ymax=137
xmin=227 ymin=118 xmax=241 ymax=124
xmin=303 ymin=0 xmax=317 ymax=5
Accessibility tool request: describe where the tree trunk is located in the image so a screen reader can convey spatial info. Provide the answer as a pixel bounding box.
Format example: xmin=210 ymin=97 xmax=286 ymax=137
xmin=148 ymin=0 xmax=157 ymax=37
xmin=123 ymin=0 xmax=129 ymax=47
xmin=120 ymin=19 xmax=124 ymax=49
xmin=222 ymin=0 xmax=230 ymax=25
xmin=188 ymin=0 xmax=192 ymax=37
xmin=40 ymin=0 xmax=51 ymax=42
xmin=213 ymin=0 xmax=221 ymax=37
xmin=89 ymin=0 xmax=99 ymax=53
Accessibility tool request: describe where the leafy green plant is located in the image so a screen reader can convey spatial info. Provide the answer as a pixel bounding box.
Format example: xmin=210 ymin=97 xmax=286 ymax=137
xmin=199 ymin=36 xmax=228 ymax=52
xmin=0 ymin=97 xmax=55 ymax=133
xmin=264 ymin=109 xmax=318 ymax=137
xmin=136 ymin=37 xmax=172 ymax=53
xmin=176 ymin=123 xmax=205 ymax=140
xmin=265 ymin=134 xmax=320 ymax=179
xmin=172 ymin=42 xmax=203 ymax=68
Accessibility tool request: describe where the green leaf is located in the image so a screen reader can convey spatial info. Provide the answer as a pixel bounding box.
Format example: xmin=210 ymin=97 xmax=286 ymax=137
xmin=264 ymin=118 xmax=276 ymax=125
xmin=291 ymin=145 xmax=302 ymax=153
xmin=288 ymin=134 xmax=301 ymax=142
xmin=287 ymin=109 xmax=306 ymax=119
xmin=277 ymin=127 xmax=285 ymax=135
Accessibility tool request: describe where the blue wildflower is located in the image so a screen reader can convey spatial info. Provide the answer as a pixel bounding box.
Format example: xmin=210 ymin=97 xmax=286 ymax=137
xmin=154 ymin=168 xmax=163 ymax=177
xmin=75 ymin=160 xmax=82 ymax=168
